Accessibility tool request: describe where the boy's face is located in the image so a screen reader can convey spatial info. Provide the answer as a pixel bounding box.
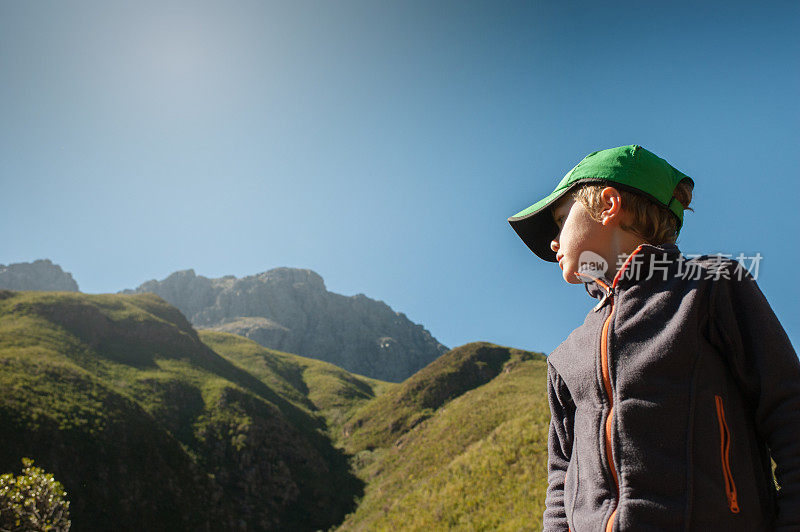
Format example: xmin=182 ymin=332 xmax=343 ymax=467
xmin=550 ymin=195 xmax=612 ymax=284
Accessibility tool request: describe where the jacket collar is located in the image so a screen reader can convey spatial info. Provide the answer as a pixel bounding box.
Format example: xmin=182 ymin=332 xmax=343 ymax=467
xmin=578 ymin=243 xmax=683 ymax=304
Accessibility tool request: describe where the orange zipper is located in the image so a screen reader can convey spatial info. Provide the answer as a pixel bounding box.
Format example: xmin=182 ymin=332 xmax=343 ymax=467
xmin=601 ymin=306 xmax=618 ymax=532
xmin=573 ymin=272 xmax=618 ymax=532
xmin=603 ymin=246 xmax=645 ymax=532
xmin=714 ymin=395 xmax=740 ymax=514
xmin=573 ymin=247 xmax=646 ymax=532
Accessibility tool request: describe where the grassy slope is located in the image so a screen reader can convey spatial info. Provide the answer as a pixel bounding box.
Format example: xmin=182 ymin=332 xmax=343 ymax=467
xmin=0 ymin=291 xmax=553 ymax=531
xmin=0 ymin=290 xmax=377 ymax=531
xmin=337 ymin=343 xmax=550 ymax=531
xmin=341 ymin=342 xmax=538 ymax=453
xmin=199 ymin=330 xmax=394 ymax=439
xmin=0 ymin=291 xmax=222 ymax=529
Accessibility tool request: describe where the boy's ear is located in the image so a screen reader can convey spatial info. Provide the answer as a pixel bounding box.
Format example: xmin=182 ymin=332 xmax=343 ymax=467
xmin=599 ymin=186 xmax=624 ymax=226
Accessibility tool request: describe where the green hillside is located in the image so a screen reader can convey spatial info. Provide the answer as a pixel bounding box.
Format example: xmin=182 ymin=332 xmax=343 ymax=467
xmin=337 ymin=343 xmax=550 ymax=531
xmin=0 ymin=290 xmax=374 ymax=531
xmin=341 ymin=342 xmax=539 ymax=453
xmin=0 ymin=290 xmax=551 ymax=531
xmin=198 ymin=330 xmax=395 ymax=445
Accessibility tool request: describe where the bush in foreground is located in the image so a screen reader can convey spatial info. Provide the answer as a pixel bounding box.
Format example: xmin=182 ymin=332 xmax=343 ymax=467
xmin=0 ymin=458 xmax=70 ymax=532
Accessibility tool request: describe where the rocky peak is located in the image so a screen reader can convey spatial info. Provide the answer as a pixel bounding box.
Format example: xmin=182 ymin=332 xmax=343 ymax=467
xmin=125 ymin=267 xmax=447 ymax=382
xmin=253 ymin=268 xmax=325 ymax=290
xmin=0 ymin=259 xmax=79 ymax=292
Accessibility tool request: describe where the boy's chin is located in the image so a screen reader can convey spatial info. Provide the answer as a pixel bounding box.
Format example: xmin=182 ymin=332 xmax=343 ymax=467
xmin=562 ymin=269 xmax=583 ymax=284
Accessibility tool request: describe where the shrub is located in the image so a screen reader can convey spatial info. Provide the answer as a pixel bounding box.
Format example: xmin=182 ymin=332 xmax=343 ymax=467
xmin=0 ymin=458 xmax=71 ymax=532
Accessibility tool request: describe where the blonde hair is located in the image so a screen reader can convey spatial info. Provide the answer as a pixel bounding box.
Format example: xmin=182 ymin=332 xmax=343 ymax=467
xmin=573 ymin=179 xmax=694 ymax=244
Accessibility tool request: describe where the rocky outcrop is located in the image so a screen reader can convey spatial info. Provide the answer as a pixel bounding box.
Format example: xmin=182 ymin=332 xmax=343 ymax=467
xmin=0 ymin=259 xmax=79 ymax=292
xmin=123 ymin=268 xmax=447 ymax=382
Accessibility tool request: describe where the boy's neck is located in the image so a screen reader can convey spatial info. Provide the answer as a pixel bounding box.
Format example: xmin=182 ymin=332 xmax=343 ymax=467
xmin=604 ymin=229 xmax=649 ymax=280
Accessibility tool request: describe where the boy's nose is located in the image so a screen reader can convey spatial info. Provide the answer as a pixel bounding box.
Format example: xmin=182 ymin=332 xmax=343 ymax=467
xmin=550 ymin=239 xmax=559 ymax=253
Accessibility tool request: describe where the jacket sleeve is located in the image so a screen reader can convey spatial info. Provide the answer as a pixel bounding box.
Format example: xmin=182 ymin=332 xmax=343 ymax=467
xmin=544 ymin=362 xmax=574 ymax=532
xmin=707 ymin=265 xmax=800 ymax=531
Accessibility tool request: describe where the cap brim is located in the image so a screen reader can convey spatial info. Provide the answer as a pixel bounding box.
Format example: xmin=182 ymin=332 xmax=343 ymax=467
xmin=508 ymin=187 xmax=573 ymax=262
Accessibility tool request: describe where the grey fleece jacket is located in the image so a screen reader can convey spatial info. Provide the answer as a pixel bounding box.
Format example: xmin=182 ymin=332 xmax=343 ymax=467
xmin=544 ymin=243 xmax=800 ymax=532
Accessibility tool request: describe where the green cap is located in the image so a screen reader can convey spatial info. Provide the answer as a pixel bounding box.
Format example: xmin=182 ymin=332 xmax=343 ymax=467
xmin=508 ymin=145 xmax=693 ymax=262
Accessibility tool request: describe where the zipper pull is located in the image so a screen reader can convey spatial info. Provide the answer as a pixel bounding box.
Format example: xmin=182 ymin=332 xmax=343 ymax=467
xmin=593 ymin=287 xmax=613 ymax=312
xmin=729 ymin=494 xmax=740 ymax=514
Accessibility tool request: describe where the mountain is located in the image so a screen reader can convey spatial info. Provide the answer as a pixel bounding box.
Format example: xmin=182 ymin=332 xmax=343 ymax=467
xmin=204 ymin=336 xmax=552 ymax=531
xmin=340 ymin=342 xmax=539 ymax=452
xmin=0 ymin=290 xmax=550 ymax=531
xmin=0 ymin=290 xmax=372 ymax=531
xmin=123 ymin=268 xmax=447 ymax=382
xmin=0 ymin=259 xmax=79 ymax=291
xmin=336 ymin=342 xmax=550 ymax=530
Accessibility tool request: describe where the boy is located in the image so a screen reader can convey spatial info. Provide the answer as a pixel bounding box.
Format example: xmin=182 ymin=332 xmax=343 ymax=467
xmin=507 ymin=145 xmax=800 ymax=531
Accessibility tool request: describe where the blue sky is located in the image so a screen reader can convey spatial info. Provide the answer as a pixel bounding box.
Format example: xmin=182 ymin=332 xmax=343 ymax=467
xmin=1 ymin=1 xmax=798 ymax=354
